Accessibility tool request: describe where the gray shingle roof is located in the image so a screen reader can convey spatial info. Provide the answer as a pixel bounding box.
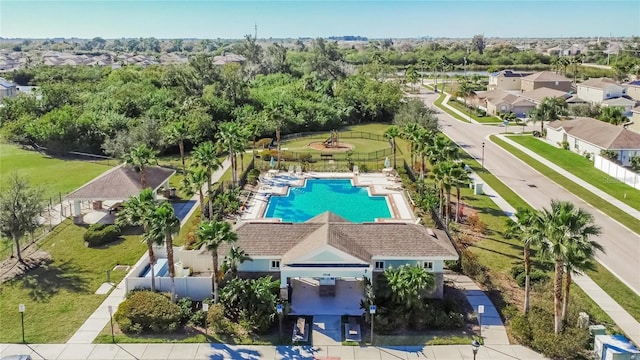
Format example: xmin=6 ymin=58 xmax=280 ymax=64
xmin=65 ymin=164 xmax=175 ymax=200
xmin=224 ymin=212 xmax=459 ymax=263
xmin=547 ymin=117 xmax=640 ymax=150
xmin=522 ymin=71 xmax=571 ymax=82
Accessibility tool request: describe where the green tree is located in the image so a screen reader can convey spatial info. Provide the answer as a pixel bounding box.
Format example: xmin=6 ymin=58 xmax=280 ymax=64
xmin=528 ymin=97 xmax=568 ymax=134
xmin=537 ymin=200 xmax=602 ymax=333
xmin=147 ymin=202 xmax=181 ymax=301
xmin=123 ymin=144 xmax=159 ymax=188
xmin=216 ymin=121 xmax=245 ymax=187
xmin=194 ymin=220 xmax=238 ymax=303
xmin=181 ymin=168 xmax=209 ymax=221
xmin=405 ymin=65 xmax=419 ymax=92
xmin=454 ymin=79 xmax=476 ymax=109
xmin=384 ymin=265 xmax=435 ymax=309
xmin=384 ymin=125 xmax=400 ymax=169
xmin=562 ymin=238 xmax=603 ymax=323
xmin=432 ymin=161 xmax=455 ymax=223
xmin=164 ymin=119 xmax=191 ymax=175
xmin=471 ymin=34 xmax=486 ymax=54
xmin=191 ymin=141 xmax=221 ymax=219
xmin=629 ymin=156 xmax=640 ymax=171
xmin=598 ymin=106 xmax=626 ymax=125
xmin=0 ymin=173 xmax=43 ymax=262
xmin=117 ymin=188 xmax=159 ymax=291
xmin=393 ymin=98 xmax=440 ymax=131
xmin=450 ymin=162 xmax=470 ymax=223
xmin=221 ymin=245 xmax=252 ymax=278
xmin=505 ymin=207 xmax=542 ymax=315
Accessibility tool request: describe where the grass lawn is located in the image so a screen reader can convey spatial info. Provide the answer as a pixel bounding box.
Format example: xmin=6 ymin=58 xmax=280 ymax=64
xmin=491 ymin=136 xmax=640 ymax=235
xmin=375 ymin=334 xmax=474 ymax=346
xmin=433 ymin=93 xmax=470 ymax=123
xmin=282 ymin=137 xmax=389 ymax=155
xmin=506 ymin=135 xmax=640 ymax=212
xmin=0 ymin=220 xmax=146 ymax=343
xmin=0 ymin=143 xmax=114 ymax=201
xmin=447 ymin=99 xmax=502 ymax=124
xmin=490 ymin=136 xmax=640 ymax=321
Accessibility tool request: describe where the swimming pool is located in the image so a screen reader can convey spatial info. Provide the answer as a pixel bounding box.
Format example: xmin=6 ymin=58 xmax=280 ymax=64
xmin=264 ymin=178 xmax=391 ymax=223
xmin=140 ymin=258 xmax=169 ymax=277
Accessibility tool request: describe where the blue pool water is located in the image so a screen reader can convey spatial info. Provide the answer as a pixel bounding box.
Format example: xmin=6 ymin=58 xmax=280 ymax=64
xmin=264 ymin=179 xmax=391 ymax=223
xmin=141 ymin=258 xmax=169 ymax=277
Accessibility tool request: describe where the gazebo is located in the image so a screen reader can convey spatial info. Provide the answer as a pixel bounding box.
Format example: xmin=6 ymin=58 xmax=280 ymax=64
xmin=65 ymin=164 xmax=176 ymax=224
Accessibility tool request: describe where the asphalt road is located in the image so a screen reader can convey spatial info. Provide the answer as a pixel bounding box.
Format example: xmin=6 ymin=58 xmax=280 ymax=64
xmin=414 ymin=88 xmax=640 ymax=294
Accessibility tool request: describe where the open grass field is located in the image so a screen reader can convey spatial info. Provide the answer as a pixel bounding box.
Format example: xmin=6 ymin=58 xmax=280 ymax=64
xmin=0 ymin=143 xmax=114 ymax=201
xmin=506 ymin=135 xmax=640 ymax=212
xmin=0 ymin=220 xmax=146 ymax=343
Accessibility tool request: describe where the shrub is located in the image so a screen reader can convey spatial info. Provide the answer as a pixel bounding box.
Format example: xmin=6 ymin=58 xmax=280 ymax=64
xmin=358 ymin=163 xmax=369 ymax=173
xmin=114 ymin=291 xmax=182 ymax=334
xmin=246 ymin=168 xmax=260 ymax=185
xmin=254 ymin=138 xmax=272 ymax=149
xmin=461 ymin=249 xmax=484 ymax=278
xmin=510 ymin=264 xmax=525 ymax=279
xmin=207 ymin=303 xmax=235 ymax=335
xmin=176 ymin=297 xmax=194 ymax=323
xmin=515 ymin=270 xmax=548 ymax=288
xmin=299 ymin=153 xmax=313 ymax=163
xmin=84 ymin=224 xmax=120 ymax=247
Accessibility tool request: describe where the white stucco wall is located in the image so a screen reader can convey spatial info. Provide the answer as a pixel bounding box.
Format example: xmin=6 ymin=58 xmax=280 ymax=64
xmin=546 ymin=127 xmax=567 ymax=145
xmin=578 ymin=84 xmax=626 ymax=103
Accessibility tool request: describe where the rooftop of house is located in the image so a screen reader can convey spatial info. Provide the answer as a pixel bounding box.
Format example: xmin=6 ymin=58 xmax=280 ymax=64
xmin=602 ymin=97 xmax=637 ymax=107
xmin=218 ymin=211 xmax=459 ymax=264
xmin=522 ymin=71 xmax=571 ymax=83
xmin=627 ymin=80 xmax=640 ymax=87
xmin=522 ymin=87 xmax=570 ymax=103
xmin=65 ymin=164 xmax=175 ymax=200
xmin=548 ymin=117 xmax=640 ymax=150
xmin=490 ymin=70 xmax=532 ymax=78
xmin=578 ymin=77 xmax=623 ymax=90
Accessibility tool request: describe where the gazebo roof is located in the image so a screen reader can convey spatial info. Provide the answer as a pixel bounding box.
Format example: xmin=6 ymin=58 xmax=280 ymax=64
xmin=65 ymin=164 xmax=175 ymax=201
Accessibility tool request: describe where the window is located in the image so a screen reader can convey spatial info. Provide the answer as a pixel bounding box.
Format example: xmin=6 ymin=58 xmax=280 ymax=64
xmin=270 ymin=260 xmax=280 ymax=270
xmin=423 ymin=261 xmax=434 ymax=271
xmin=374 ymin=261 xmax=385 ymax=270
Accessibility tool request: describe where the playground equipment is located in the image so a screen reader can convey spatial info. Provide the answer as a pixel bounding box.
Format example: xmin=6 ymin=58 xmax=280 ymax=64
xmin=323 ymin=130 xmax=339 ymax=148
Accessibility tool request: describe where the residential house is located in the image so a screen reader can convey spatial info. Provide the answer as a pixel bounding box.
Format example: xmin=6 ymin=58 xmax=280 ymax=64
xmin=487 ymin=70 xmax=532 ymax=91
xmin=479 ymin=89 xmax=536 ymax=117
xmin=625 ymin=80 xmax=640 ymax=101
xmin=577 ymin=77 xmax=627 ymax=103
xmin=521 ymin=87 xmax=571 ymax=105
xmin=630 ymin=106 xmax=640 ymax=134
xmin=546 ymin=117 xmax=640 ymax=165
xmin=520 ymin=71 xmax=572 ymax=92
xmin=0 ymin=77 xmax=17 ymax=101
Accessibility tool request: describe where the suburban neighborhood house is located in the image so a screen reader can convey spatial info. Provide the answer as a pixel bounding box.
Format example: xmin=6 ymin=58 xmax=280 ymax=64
xmin=478 ymin=89 xmax=536 ymax=117
xmin=630 ymin=106 xmax=640 ymax=134
xmin=576 ymin=77 xmax=637 ymax=114
xmin=546 ymin=117 xmax=640 ymax=166
xmin=125 ymin=211 xmax=459 ymax=314
xmin=487 ymin=70 xmax=532 ymax=91
xmin=626 ymin=80 xmax=640 ymax=101
xmin=0 ymin=77 xmax=17 ymax=101
xmin=519 ymin=71 xmax=572 ymax=92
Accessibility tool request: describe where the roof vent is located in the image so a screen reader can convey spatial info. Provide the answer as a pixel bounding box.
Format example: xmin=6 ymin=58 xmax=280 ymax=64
xmin=426 ymin=229 xmax=437 ymax=238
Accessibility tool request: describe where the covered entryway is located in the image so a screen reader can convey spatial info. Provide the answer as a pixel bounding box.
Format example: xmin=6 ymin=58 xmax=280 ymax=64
xmin=289 ymin=277 xmax=363 ymax=315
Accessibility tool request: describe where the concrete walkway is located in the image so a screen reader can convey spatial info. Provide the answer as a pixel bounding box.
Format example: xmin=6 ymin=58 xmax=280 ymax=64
xmin=312 ymin=315 xmax=342 ymax=346
xmin=497 ymin=134 xmax=640 ymax=221
xmin=0 ymin=343 xmax=547 ymax=359
xmin=65 ymin=158 xmax=232 ymax=344
xmin=446 ymin=274 xmax=510 ymax=345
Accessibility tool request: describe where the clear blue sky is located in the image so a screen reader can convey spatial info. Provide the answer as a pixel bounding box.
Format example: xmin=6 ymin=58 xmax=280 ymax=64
xmin=1 ymin=0 xmax=638 ymax=39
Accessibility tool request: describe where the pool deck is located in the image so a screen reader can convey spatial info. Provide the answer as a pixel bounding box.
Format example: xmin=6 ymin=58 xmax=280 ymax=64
xmin=240 ymin=171 xmax=417 ymax=224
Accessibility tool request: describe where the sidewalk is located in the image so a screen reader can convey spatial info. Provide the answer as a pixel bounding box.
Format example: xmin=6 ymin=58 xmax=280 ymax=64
xmin=66 ymin=158 xmax=232 ymax=344
xmin=0 ymin=343 xmax=546 ymax=359
xmin=471 ymin=167 xmax=640 ymax=347
xmin=498 ymin=135 xmax=640 ymax=221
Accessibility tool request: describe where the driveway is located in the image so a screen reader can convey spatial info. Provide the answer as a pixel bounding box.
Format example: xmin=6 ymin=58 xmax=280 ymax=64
xmin=414 ymin=88 xmax=640 ymax=294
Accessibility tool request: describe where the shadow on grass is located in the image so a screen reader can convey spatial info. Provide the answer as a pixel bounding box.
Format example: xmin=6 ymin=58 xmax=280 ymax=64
xmin=470 ymin=244 xmax=521 ymax=261
xmin=17 ymin=259 xmax=89 ymax=301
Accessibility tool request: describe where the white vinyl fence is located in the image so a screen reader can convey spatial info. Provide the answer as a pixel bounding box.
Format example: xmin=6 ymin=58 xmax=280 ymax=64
xmin=594 ymin=155 xmax=640 ymax=190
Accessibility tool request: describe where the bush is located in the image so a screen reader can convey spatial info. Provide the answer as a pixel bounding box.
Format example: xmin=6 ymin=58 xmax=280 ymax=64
xmin=177 ymin=297 xmax=194 ymax=323
xmin=515 ymin=270 xmax=549 ymax=288
xmin=510 ymin=264 xmax=525 ymax=279
xmin=83 ymin=224 xmax=120 ymax=247
xmin=114 ymin=291 xmax=182 ymax=334
xmin=247 ymin=168 xmax=260 ymax=185
xmin=299 ymin=153 xmax=313 ymax=163
xmin=358 ymin=163 xmax=369 ymax=173
xmin=207 ymin=303 xmax=235 ymax=335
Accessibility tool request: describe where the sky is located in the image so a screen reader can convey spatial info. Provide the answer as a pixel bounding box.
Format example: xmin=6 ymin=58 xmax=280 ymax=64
xmin=1 ymin=0 xmax=639 ymax=39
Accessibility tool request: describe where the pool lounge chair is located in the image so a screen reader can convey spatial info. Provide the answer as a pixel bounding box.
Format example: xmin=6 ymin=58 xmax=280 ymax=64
xmin=344 ymin=317 xmax=361 ymax=342
xmin=292 ymin=317 xmax=309 ymax=343
xmin=288 ymin=164 xmax=294 ymax=175
xmin=353 ymin=165 xmax=359 ymax=175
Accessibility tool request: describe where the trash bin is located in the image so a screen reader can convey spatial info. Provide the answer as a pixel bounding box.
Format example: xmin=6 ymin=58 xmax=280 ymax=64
xmin=170 ymin=188 xmax=177 ymax=197
xmin=474 ymin=182 xmax=484 ymax=195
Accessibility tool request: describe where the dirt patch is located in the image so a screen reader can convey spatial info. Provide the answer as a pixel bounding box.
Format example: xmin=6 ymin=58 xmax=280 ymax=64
xmin=308 ymin=141 xmax=354 ymax=152
xmin=0 ymin=250 xmax=51 ymax=283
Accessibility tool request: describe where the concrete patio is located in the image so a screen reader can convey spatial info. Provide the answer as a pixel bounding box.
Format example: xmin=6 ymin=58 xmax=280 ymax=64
xmin=290 ymin=278 xmax=363 ymax=316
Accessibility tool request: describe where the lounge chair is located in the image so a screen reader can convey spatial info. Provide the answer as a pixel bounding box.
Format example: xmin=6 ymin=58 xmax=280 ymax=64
xmin=344 ymin=317 xmax=361 ymax=342
xmin=292 ymin=317 xmax=308 ymax=342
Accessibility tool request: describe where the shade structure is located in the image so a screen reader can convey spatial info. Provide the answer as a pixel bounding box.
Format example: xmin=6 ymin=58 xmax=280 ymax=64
xmin=384 ymin=157 xmax=390 ymax=168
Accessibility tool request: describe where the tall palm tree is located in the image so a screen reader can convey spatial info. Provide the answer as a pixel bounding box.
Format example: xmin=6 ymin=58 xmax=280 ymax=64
xmin=415 ymin=127 xmax=436 ymax=180
xmin=401 ymin=122 xmax=422 ymax=168
xmin=537 ymin=200 xmax=602 ymax=333
xmin=384 ymin=125 xmax=400 ymax=169
xmin=117 ymin=188 xmax=159 ymax=291
xmin=217 ymin=122 xmax=245 ymax=187
xmin=191 ymin=141 xmax=221 ymax=220
xmin=194 ymin=220 xmax=238 ymax=303
xmin=528 ymin=97 xmax=568 ymax=134
xmin=164 ymin=120 xmax=191 ymax=175
xmin=428 ymin=136 xmax=459 ymax=166
xmin=181 ymin=168 xmax=209 ymax=221
xmin=123 ymin=144 xmax=158 ymax=188
xmin=147 ymin=202 xmax=181 ymax=301
xmin=455 ymin=79 xmax=476 ymax=109
xmin=505 ymin=207 xmax=542 ymax=315
xmin=221 ymin=245 xmax=253 ymax=278
xmin=561 ymin=239 xmax=603 ymax=323
xmin=431 ymin=161 xmax=454 ymax=222
xmin=450 ymin=162 xmax=470 ymax=223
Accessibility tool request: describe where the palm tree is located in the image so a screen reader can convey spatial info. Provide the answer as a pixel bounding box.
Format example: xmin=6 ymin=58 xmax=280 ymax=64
xmin=455 ymin=79 xmax=476 ymax=109
xmin=504 ymin=207 xmax=542 ymax=315
xmin=415 ymin=127 xmax=436 ymax=180
xmin=431 ymin=161 xmax=454 ymax=222
xmin=537 ymin=200 xmax=602 ymax=333
xmin=401 ymin=122 xmax=422 ymax=168
xmin=562 ymin=239 xmax=603 ymax=323
xmin=117 ymin=188 xmax=159 ymax=291
xmin=221 ymin=245 xmax=252 ymax=278
xmin=405 ymin=65 xmax=419 ymax=92
xmin=384 ymin=125 xmax=400 ymax=169
xmin=194 ymin=220 xmax=238 ymax=303
xmin=428 ymin=136 xmax=459 ymax=166
xmin=181 ymin=168 xmax=208 ymax=221
xmin=384 ymin=265 xmax=435 ymax=309
xmin=191 ymin=141 xmax=221 ymax=220
xmin=147 ymin=202 xmax=181 ymax=301
xmin=217 ymin=122 xmax=245 ymax=187
xmin=598 ymin=106 xmax=626 ymax=125
xmin=528 ymin=97 xmax=568 ymax=134
xmin=164 ymin=120 xmax=191 ymax=175
xmin=123 ymin=144 xmax=158 ymax=188
xmin=450 ymin=162 xmax=470 ymax=223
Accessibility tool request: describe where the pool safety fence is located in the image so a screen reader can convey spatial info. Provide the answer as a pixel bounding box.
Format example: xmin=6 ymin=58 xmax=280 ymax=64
xmin=281 ymin=130 xmax=388 ymax=143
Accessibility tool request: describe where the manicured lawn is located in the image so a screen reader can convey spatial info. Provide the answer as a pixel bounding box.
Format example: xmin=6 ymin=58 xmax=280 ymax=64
xmin=282 ymin=137 xmax=389 ymax=155
xmin=506 ymin=135 xmax=640 ymax=212
xmin=375 ymin=334 xmax=474 ymax=346
xmin=433 ymin=93 xmax=470 ymax=123
xmin=447 ymin=99 xmax=502 ymax=123
xmin=0 ymin=220 xmax=146 ymax=343
xmin=490 ymin=136 xmax=640 ymax=322
xmin=492 ymin=136 xmax=640 ymax=235
xmin=0 ymin=143 xmax=114 ymax=201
